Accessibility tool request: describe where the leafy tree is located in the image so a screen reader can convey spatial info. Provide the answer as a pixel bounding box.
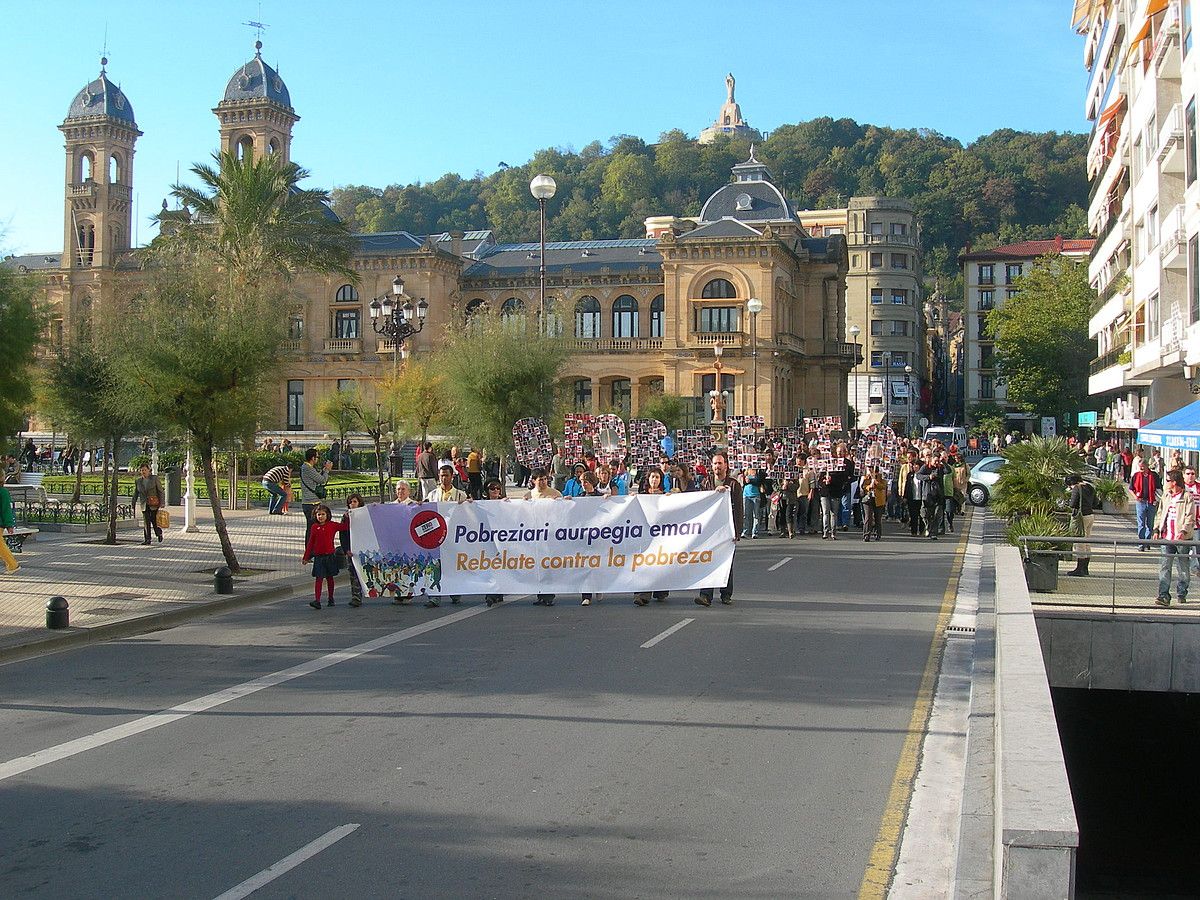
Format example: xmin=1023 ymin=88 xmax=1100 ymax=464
xmin=0 ymin=266 xmax=43 ymax=441
xmin=436 ymin=320 xmax=570 ymax=457
xmin=111 ymin=259 xmax=284 ymax=572
xmin=967 ymin=400 xmax=1009 ymax=439
xmin=638 ymin=391 xmax=688 ymax=433
xmin=989 ymin=254 xmax=1093 ymax=424
xmin=315 ymin=386 xmax=361 ymax=467
xmin=387 ymin=361 xmax=447 ymax=446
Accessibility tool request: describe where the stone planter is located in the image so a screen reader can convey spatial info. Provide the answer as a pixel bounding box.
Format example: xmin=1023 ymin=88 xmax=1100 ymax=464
xmin=1023 ymin=551 xmax=1059 ymax=593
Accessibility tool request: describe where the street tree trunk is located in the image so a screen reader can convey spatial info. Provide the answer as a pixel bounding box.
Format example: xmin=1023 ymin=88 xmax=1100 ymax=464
xmin=372 ymin=431 xmax=386 ymax=503
xmin=70 ymin=434 xmax=84 ymax=504
xmin=105 ymin=434 xmax=121 ymax=544
xmin=199 ymin=442 xmax=241 ymax=573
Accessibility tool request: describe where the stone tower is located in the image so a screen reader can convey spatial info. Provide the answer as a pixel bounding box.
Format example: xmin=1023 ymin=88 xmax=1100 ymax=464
xmin=59 ymin=57 xmax=141 ymax=269
xmin=213 ymin=40 xmax=298 ymax=163
xmin=698 ymin=73 xmax=762 ymax=145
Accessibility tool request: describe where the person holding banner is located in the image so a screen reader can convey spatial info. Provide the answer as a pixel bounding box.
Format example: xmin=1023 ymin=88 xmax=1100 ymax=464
xmin=483 ymin=479 xmax=507 ymax=607
xmin=527 ymin=467 xmax=562 ymax=606
xmin=634 ymin=467 xmax=671 ymax=606
xmin=578 ymin=470 xmax=606 ymax=606
xmin=563 ymin=464 xmax=587 ymax=498
xmin=697 ymin=451 xmax=742 ymax=607
xmin=423 ymin=465 xmax=469 ymax=608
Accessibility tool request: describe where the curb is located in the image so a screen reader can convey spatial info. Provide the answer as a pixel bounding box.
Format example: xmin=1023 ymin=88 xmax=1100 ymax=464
xmin=0 ymin=574 xmax=312 ymax=667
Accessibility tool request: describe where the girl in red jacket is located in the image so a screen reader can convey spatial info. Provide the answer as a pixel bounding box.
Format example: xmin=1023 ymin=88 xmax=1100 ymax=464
xmin=302 ymin=503 xmax=349 ymax=609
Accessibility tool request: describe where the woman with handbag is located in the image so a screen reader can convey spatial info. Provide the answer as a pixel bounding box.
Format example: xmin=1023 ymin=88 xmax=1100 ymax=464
xmin=133 ymin=463 xmax=166 ymax=545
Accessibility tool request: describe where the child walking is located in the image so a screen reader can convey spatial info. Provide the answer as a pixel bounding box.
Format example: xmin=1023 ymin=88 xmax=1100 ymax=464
xmin=302 ymin=503 xmax=348 ymax=609
xmin=340 ymin=493 xmax=364 ymax=607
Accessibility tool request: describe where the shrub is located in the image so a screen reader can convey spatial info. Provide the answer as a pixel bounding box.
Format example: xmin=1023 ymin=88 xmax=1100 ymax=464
xmin=1093 ymin=476 xmax=1130 ymax=512
xmin=1004 ymin=511 xmax=1073 ymax=551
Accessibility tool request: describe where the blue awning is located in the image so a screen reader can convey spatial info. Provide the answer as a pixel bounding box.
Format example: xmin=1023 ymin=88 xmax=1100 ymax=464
xmin=1138 ymin=400 xmax=1200 ymax=451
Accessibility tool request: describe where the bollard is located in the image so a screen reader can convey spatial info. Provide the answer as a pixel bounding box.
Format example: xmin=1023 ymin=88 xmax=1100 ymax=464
xmin=214 ymin=566 xmax=234 ymax=595
xmin=46 ymin=596 xmax=70 ymax=630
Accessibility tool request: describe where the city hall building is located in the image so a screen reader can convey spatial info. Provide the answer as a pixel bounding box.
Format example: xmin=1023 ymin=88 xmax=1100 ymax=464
xmin=9 ymin=48 xmax=856 ymax=432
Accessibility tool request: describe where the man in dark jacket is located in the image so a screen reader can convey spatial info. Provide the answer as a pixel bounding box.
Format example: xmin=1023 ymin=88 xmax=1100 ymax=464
xmin=915 ymin=453 xmax=945 ymax=540
xmin=697 ymin=451 xmax=743 ymax=607
xmin=1066 ymin=473 xmax=1098 ymax=576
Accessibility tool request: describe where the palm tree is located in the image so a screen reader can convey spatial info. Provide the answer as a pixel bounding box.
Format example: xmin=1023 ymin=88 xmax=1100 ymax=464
xmin=135 ymin=150 xmax=359 ymax=572
xmin=153 ymin=150 xmax=358 ymax=290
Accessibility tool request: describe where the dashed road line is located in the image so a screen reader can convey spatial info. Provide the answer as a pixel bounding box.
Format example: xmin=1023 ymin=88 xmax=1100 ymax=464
xmin=212 ymin=824 xmax=360 ymax=899
xmin=767 ymin=557 xmax=792 ymax=572
xmin=640 ymin=618 xmax=695 ymax=649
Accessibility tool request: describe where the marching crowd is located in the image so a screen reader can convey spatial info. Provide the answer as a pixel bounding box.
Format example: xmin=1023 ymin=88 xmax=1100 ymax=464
xmin=294 ymin=434 xmax=974 ymax=612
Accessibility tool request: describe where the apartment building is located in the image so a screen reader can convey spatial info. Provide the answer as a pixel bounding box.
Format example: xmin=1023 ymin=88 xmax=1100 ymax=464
xmin=959 ymin=239 xmax=1094 ymax=431
xmin=797 ymin=199 xmax=927 ymax=430
xmin=1077 ymin=0 xmax=1198 ymax=432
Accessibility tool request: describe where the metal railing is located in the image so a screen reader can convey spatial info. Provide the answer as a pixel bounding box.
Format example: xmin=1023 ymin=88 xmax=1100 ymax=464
xmin=1017 ymin=535 xmax=1200 ymax=613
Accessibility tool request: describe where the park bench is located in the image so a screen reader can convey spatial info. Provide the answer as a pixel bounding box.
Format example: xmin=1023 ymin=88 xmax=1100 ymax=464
xmin=4 ymin=526 xmax=39 ymax=553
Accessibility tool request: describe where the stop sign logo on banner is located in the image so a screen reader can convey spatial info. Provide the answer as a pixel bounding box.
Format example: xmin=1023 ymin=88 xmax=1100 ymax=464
xmin=410 ymin=509 xmax=448 ymax=549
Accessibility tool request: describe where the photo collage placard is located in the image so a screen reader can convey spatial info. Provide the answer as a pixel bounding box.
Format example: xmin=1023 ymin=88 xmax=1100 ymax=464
xmin=628 ymin=418 xmax=668 ymax=469
xmin=512 ymin=417 xmax=553 ymax=470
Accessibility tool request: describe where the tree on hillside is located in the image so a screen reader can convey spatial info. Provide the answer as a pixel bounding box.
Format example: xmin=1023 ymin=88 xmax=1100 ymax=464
xmin=436 ymin=320 xmax=570 ymax=458
xmin=989 ymin=254 xmax=1093 ymax=425
xmin=0 ymin=266 xmax=44 ymax=442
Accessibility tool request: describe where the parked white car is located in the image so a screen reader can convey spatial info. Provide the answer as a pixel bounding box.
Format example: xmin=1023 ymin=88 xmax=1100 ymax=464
xmin=968 ymin=454 xmax=1006 ymax=506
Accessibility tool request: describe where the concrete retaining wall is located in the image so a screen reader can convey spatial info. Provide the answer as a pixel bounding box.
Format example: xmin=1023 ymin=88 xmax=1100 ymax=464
xmin=994 ymin=545 xmax=1079 ymax=898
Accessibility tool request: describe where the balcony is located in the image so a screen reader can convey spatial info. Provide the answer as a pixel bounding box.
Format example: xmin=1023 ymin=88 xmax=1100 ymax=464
xmin=322 ymin=338 xmax=362 ymax=354
xmin=1159 ymin=204 xmax=1187 ymax=269
xmin=853 ymin=232 xmax=918 ymax=247
xmin=1157 ymin=104 xmax=1185 ymax=173
xmin=280 ymin=339 xmax=304 ymax=353
xmin=1154 ymin=2 xmax=1182 ymax=79
xmin=67 ymin=181 xmax=96 ymax=198
xmin=1089 ymin=347 xmax=1130 ymax=375
xmin=566 ymin=337 xmax=665 ymax=352
xmin=691 ymin=332 xmax=745 ymax=349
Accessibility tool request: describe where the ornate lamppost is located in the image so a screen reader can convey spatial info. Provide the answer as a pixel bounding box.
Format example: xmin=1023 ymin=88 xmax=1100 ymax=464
xmin=369 ymin=276 xmax=428 ymax=382
xmin=709 ymin=343 xmax=730 ymax=446
xmin=746 ymin=297 xmax=763 ymax=418
xmin=904 ymin=364 xmax=914 ymax=436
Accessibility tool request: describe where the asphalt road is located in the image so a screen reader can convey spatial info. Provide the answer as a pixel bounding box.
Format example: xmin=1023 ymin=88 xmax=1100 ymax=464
xmin=0 ymin=524 xmax=963 ymax=899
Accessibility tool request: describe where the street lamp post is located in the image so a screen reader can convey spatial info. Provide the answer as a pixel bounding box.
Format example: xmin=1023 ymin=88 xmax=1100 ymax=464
xmin=848 ymin=323 xmax=861 ymax=426
xmin=530 ymin=174 xmax=557 ymax=328
xmin=904 ymin=364 xmax=914 ymax=436
xmin=746 ymin=297 xmax=763 ymax=418
xmin=369 ymin=275 xmax=429 ymax=382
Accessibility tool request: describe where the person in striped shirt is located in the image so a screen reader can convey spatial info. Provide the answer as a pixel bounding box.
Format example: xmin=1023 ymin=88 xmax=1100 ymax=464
xmin=262 ymin=464 xmax=293 ymax=515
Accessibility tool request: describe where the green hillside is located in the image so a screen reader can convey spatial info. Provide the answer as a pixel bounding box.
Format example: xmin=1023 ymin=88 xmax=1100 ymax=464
xmin=329 ymin=118 xmax=1088 ymax=283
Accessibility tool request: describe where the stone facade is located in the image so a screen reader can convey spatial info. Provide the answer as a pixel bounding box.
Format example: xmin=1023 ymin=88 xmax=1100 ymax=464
xmin=12 ymin=50 xmax=852 ymax=433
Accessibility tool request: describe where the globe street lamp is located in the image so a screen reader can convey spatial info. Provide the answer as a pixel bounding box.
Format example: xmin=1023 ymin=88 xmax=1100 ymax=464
xmin=746 ymin=297 xmax=763 ymax=418
xmin=848 ymin=323 xmax=861 ymax=426
xmin=369 ymin=275 xmax=428 ymax=381
xmin=530 ymin=174 xmax=557 ymax=328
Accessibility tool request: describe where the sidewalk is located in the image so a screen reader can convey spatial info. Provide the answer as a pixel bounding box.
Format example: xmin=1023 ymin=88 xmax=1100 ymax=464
xmin=0 ymin=504 xmax=315 ymax=661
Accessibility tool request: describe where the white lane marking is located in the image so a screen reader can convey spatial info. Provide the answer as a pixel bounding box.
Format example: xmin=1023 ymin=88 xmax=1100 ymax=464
xmin=640 ymin=618 xmax=695 ymax=649
xmin=0 ymin=605 xmax=490 ymax=783
xmin=212 ymin=824 xmax=360 ymax=900
xmin=767 ymin=556 xmax=792 ymax=572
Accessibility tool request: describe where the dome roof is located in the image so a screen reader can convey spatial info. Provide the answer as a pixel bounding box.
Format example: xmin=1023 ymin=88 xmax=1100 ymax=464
xmin=65 ymin=60 xmax=137 ymax=127
xmin=221 ymin=42 xmax=292 ymax=108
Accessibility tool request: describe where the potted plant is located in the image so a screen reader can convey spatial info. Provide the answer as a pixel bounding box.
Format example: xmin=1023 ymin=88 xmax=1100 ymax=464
xmin=991 ymin=436 xmax=1085 ymax=593
xmin=1093 ymin=475 xmax=1131 ymax=515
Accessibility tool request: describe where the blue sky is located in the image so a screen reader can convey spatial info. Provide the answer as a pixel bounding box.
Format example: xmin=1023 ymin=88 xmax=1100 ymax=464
xmin=2 ymin=0 xmax=1089 ymax=255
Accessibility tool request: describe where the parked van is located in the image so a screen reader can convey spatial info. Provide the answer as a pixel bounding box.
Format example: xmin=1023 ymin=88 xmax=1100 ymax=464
xmin=923 ymin=425 xmax=968 ymax=448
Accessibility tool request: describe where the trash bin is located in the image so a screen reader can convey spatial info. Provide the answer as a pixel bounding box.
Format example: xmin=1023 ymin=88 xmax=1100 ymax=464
xmin=167 ymin=468 xmax=182 ymax=506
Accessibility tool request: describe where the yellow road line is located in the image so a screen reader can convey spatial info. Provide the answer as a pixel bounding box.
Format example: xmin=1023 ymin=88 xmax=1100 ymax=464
xmin=858 ymin=513 xmax=971 ymax=899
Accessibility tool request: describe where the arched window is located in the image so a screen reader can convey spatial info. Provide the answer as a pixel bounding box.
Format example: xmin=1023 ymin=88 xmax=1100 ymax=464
xmin=267 ymin=138 xmax=279 ymax=156
xmin=542 ymin=299 xmax=564 ymax=337
xmin=575 ymin=296 xmax=601 ymax=339
xmin=334 ymin=284 xmax=359 ymax=303
xmin=612 ymin=295 xmax=639 ymax=338
xmin=237 ymin=135 xmax=254 ymax=161
xmin=701 ymin=278 xmax=737 ymax=299
xmin=109 ymin=154 xmax=120 ymax=184
xmin=76 ymin=222 xmax=95 ymax=266
xmin=79 ymin=152 xmax=94 ymax=182
xmin=650 ymin=294 xmax=665 ymax=338
xmin=464 ymin=298 xmax=487 ymax=320
xmin=500 ymin=297 xmax=525 ymax=330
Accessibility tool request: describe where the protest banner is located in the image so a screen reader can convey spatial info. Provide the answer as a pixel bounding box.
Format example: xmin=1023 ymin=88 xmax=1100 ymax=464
xmin=349 ymin=491 xmax=734 ymax=597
